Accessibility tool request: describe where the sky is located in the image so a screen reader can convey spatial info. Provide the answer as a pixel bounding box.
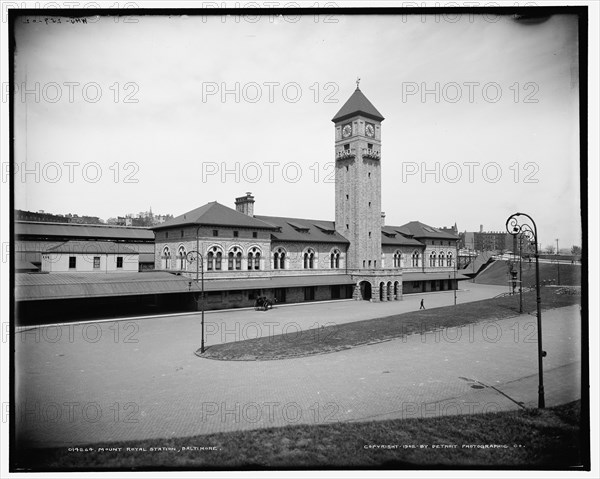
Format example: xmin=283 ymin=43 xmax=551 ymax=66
xmin=11 ymin=11 xmax=583 ymax=248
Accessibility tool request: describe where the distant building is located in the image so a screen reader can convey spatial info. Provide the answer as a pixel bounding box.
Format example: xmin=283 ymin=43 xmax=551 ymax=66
xmin=16 ymin=210 xmax=70 ymax=223
xmin=108 ymin=211 xmax=173 ymax=227
xmin=15 ymin=210 xmax=104 ymax=225
xmin=461 ymin=226 xmax=516 ymax=253
xmin=438 ymin=223 xmax=458 ymax=237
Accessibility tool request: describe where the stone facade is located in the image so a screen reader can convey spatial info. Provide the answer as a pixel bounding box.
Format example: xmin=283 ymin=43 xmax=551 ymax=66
xmin=334 ymin=115 xmax=382 ymax=270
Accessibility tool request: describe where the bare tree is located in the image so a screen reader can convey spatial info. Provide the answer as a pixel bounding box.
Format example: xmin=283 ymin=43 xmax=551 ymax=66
xmin=545 ymin=244 xmax=556 ymax=254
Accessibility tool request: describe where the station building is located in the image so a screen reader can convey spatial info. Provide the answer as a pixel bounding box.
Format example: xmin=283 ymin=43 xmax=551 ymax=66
xmin=151 ymin=86 xmax=463 ymax=309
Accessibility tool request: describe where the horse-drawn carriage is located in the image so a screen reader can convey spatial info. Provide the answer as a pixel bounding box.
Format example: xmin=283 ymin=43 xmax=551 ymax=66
xmin=254 ymin=296 xmax=276 ymax=311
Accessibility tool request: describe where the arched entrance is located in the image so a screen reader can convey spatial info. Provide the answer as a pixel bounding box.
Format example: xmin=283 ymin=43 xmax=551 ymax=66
xmin=359 ymin=281 xmax=372 ymax=300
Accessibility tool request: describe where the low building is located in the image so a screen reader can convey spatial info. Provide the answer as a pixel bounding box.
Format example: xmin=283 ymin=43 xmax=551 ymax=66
xmin=41 ymin=241 xmax=139 ymax=273
xmin=15 ymin=221 xmax=155 ymax=272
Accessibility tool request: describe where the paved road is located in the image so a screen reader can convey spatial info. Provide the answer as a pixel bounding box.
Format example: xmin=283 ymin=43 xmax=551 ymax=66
xmin=14 ymin=284 xmax=581 ymax=448
xmin=17 ymin=282 xmax=508 ymax=346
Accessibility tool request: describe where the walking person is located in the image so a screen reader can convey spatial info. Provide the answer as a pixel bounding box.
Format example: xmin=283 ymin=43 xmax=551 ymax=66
xmin=419 ymin=298 xmax=425 ymax=310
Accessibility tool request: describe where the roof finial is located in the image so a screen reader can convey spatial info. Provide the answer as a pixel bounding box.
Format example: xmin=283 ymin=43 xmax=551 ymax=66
xmin=356 ymin=77 xmax=361 ymax=90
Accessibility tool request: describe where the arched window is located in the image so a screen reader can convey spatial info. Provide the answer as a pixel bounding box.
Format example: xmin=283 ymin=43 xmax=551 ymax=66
xmin=228 ymin=247 xmax=242 ymax=271
xmin=412 ymin=251 xmax=420 ymax=267
xmin=178 ymin=245 xmax=187 ymax=271
xmin=330 ymin=249 xmax=340 ymax=269
xmin=439 ymin=252 xmax=445 ymax=267
xmin=429 ymin=252 xmax=437 ymax=267
xmin=304 ymin=248 xmax=315 ymax=269
xmin=393 ymin=251 xmax=402 ymax=268
xmin=207 ymin=246 xmax=222 ymax=271
xmin=273 ymin=248 xmax=286 ymax=270
xmin=162 ymin=246 xmax=171 ymax=270
xmin=447 ymin=252 xmax=453 ymax=267
xmin=248 ymin=247 xmax=261 ymax=270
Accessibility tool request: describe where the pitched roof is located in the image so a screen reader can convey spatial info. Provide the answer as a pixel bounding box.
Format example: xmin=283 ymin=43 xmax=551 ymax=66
xmin=15 ymin=272 xmax=191 ymax=301
xmin=152 ymin=202 xmax=279 ymax=230
xmin=47 ymin=241 xmax=139 ymax=255
xmin=331 ymin=87 xmax=385 ymax=123
xmin=399 ymin=221 xmax=459 ymax=240
xmin=16 ymin=259 xmax=39 ymax=271
xmin=15 ymin=221 xmax=154 ymax=241
xmin=381 ymin=226 xmax=425 ymax=246
xmin=255 ymin=215 xmax=350 ymax=244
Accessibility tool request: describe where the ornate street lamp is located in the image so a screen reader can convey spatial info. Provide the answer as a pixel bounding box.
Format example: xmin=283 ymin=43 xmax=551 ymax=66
xmin=518 ymin=233 xmax=523 ymax=314
xmin=506 ymin=212 xmax=545 ymax=408
xmin=186 ymin=249 xmax=205 ymax=354
xmin=453 ymin=240 xmax=458 ymax=305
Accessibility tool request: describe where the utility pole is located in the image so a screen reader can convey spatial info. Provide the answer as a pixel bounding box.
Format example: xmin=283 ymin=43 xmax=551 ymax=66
xmin=555 ymin=238 xmax=559 ymax=255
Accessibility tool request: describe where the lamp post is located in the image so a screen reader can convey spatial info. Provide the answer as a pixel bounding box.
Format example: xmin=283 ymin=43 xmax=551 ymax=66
xmin=454 ymin=240 xmax=457 ymax=305
xmin=186 ymin=229 xmax=205 ymax=354
xmin=519 ymin=233 xmax=523 ymax=314
xmin=506 ymin=212 xmax=545 ymax=408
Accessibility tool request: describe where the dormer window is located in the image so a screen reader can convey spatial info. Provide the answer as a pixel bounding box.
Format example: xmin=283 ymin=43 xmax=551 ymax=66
xmin=287 ymin=221 xmax=310 ymax=233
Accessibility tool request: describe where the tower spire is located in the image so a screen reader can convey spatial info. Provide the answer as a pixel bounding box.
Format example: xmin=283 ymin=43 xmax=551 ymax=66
xmin=331 ymin=85 xmax=384 ymax=123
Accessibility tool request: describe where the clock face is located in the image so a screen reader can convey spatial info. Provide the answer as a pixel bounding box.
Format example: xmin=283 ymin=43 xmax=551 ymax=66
xmin=365 ymin=123 xmax=375 ymax=138
xmin=342 ymin=124 xmax=352 ymax=138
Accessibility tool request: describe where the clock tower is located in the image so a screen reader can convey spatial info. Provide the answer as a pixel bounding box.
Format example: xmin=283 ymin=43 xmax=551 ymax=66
xmin=332 ymin=83 xmax=384 ymax=271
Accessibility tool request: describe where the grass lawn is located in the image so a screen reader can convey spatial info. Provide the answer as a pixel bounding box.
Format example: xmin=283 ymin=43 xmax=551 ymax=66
xmin=18 ymin=400 xmax=584 ymax=470
xmin=200 ymin=286 xmax=581 ymax=361
xmin=475 ymin=260 xmax=582 ymax=287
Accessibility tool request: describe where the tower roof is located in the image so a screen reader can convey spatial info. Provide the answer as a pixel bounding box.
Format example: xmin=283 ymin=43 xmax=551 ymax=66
xmin=331 ymin=86 xmax=385 ymax=123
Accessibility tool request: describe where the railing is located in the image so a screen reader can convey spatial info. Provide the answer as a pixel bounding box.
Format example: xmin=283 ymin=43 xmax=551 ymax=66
xmin=336 ymin=148 xmax=356 ymax=160
xmin=362 ymin=148 xmax=381 ymax=160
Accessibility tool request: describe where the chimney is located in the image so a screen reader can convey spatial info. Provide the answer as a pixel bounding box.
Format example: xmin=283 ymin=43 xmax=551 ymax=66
xmin=480 ymin=224 xmax=483 ymax=233
xmin=381 ymin=212 xmax=386 ymax=227
xmin=235 ymin=192 xmax=255 ymax=217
